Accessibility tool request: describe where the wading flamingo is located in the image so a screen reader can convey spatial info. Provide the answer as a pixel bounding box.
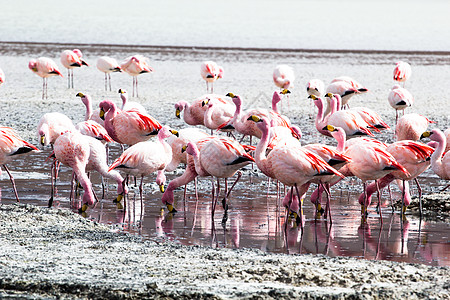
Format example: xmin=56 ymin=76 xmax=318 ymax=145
xmin=96 ymin=56 xmax=121 ymax=91
xmin=393 ymin=61 xmax=412 ymax=87
xmin=108 ymin=126 xmax=179 ymax=206
xmin=358 ymin=140 xmax=434 ymax=217
xmin=60 ymin=49 xmax=89 ymax=89
xmin=0 ymin=127 xmax=39 ymax=202
xmin=421 ymin=129 xmax=450 ymax=190
xmin=200 ymin=61 xmax=223 ymax=93
xmin=183 ymin=136 xmax=254 ymax=220
xmin=28 ymin=57 xmax=63 ymax=99
xmin=121 ymin=55 xmax=154 ymax=97
xmin=395 ymin=113 xmax=434 ymax=141
xmin=118 ymin=88 xmax=146 ymax=112
xmin=53 ymin=130 xmax=95 ymax=214
xmin=388 ymin=85 xmax=414 ymax=123
xmin=99 ymin=100 xmax=162 ymax=146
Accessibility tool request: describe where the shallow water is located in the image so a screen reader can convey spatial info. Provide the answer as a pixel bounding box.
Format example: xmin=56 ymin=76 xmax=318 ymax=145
xmin=0 ymin=43 xmax=448 ymax=267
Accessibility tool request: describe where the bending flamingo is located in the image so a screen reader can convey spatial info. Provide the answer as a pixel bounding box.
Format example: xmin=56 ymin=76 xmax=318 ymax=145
xmin=174 ymin=94 xmax=212 ymax=126
xmin=273 ymin=65 xmax=295 ymax=89
xmin=421 ymin=129 xmax=450 ymax=187
xmin=200 ymin=61 xmax=224 ymax=93
xmin=121 ymin=55 xmax=154 ymax=97
xmin=28 ymin=57 xmax=63 ymax=99
xmin=96 ymin=56 xmax=122 ymax=91
xmin=393 ymin=61 xmax=412 ymax=87
xmin=0 ymin=127 xmax=39 ymax=201
xmin=60 ymin=49 xmax=89 ymax=89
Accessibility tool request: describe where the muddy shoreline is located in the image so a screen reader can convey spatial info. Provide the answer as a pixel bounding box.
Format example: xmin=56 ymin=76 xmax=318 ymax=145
xmin=0 ymin=204 xmax=448 ymax=299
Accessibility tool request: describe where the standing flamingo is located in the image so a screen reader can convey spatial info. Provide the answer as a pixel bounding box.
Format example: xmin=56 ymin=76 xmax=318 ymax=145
xmin=121 ymin=55 xmax=154 ymax=97
xmin=273 ymin=65 xmax=295 ymax=89
xmin=331 ymin=76 xmax=368 ymax=94
xmin=388 ymin=85 xmax=414 ymax=123
xmin=60 ymin=49 xmax=89 ymax=89
xmin=202 ymin=97 xmax=235 ymax=133
xmin=393 ymin=61 xmax=412 ymax=87
xmin=358 ymin=140 xmax=434 ymax=216
xmin=0 ymin=67 xmax=4 ymax=87
xmin=96 ymin=56 xmax=121 ymax=91
xmin=108 ymin=126 xmax=179 ymax=206
xmin=28 ymin=57 xmax=63 ymax=99
xmin=395 ymin=113 xmax=434 ymax=141
xmin=325 ymin=80 xmax=359 ymax=113
xmin=0 ymin=127 xmax=39 ymax=202
xmin=53 ymin=131 xmax=95 ymax=213
xmin=200 ymin=61 xmax=224 ymax=93
xmin=99 ymin=100 xmax=162 ymax=146
xmin=182 ymin=136 xmax=254 ymax=219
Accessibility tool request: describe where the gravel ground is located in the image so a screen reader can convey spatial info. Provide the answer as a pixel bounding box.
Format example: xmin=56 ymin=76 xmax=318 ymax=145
xmin=0 ymin=203 xmax=448 ymax=299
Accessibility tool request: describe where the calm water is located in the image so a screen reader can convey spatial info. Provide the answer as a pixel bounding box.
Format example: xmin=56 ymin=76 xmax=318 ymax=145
xmin=1 ymin=0 xmax=450 ymax=51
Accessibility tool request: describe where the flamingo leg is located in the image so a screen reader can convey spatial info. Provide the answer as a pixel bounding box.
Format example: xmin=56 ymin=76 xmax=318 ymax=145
xmin=375 ymin=180 xmax=383 ymax=224
xmin=139 ymin=175 xmax=144 ymax=215
xmin=294 ymin=183 xmax=304 ymax=228
xmin=104 ymin=73 xmax=108 ymax=91
xmin=414 ymin=178 xmax=423 ymax=218
xmin=321 ymin=182 xmax=332 ymax=225
xmin=48 ymin=160 xmax=55 ymax=208
xmin=108 ymin=73 xmax=112 ymax=91
xmin=3 ymin=165 xmax=19 ymax=202
xmin=136 ymin=76 xmax=139 ymax=97
xmin=401 ymin=180 xmax=406 ymax=220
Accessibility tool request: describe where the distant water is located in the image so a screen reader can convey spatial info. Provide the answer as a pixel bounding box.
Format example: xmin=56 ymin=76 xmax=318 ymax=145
xmin=2 ymin=0 xmax=450 ymax=52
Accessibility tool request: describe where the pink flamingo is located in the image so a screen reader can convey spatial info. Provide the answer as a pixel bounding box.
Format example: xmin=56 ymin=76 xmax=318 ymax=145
xmin=37 ymin=112 xmax=76 ymax=147
xmin=200 ymin=61 xmax=224 ymax=93
xmin=421 ymin=129 xmax=450 ymax=190
xmin=202 ymin=97 xmax=235 ymax=133
xmin=393 ymin=61 xmax=412 ymax=87
xmin=75 ymin=92 xmax=104 ymax=126
xmin=118 ymin=88 xmax=146 ymax=112
xmin=60 ymin=49 xmax=89 ymax=89
xmin=0 ymin=127 xmax=39 ymax=201
xmin=121 ymin=55 xmax=154 ymax=97
xmin=330 ymin=76 xmax=368 ymax=94
xmin=183 ymin=136 xmax=254 ymax=219
xmin=174 ymin=94 xmax=212 ymax=126
xmin=96 ymin=56 xmax=121 ymax=91
xmin=273 ymin=65 xmax=295 ymax=89
xmin=388 ymin=85 xmax=414 ymax=123
xmin=53 ymin=131 xmax=95 ymax=214
xmin=99 ymin=100 xmax=162 ymax=146
xmin=395 ymin=113 xmax=434 ymax=141
xmin=444 ymin=128 xmax=450 ymax=153
xmin=28 ymin=57 xmax=63 ymax=99
xmin=344 ymin=138 xmax=409 ymax=220
xmin=0 ymin=67 xmax=4 ymax=86
xmin=223 ymin=93 xmax=295 ymax=144
xmin=75 ymin=93 xmax=112 ymax=143
xmin=358 ymin=140 xmax=434 ymax=217
xmin=108 ymin=126 xmax=179 ymax=206
xmin=310 ymin=94 xmax=374 ymax=138
xmin=325 ymin=80 xmax=359 ymax=113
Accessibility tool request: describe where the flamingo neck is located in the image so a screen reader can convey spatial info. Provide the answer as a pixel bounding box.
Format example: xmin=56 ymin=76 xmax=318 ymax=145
xmin=271 ymin=91 xmax=281 ymax=113
xmin=430 ymin=130 xmax=446 ymax=177
xmin=313 ymin=98 xmax=329 ymax=136
xmin=120 ymin=93 xmax=127 ymax=110
xmin=83 ymin=97 xmax=93 ymax=121
xmin=332 ymin=129 xmax=346 ymax=152
xmin=255 ymin=121 xmax=271 ymax=176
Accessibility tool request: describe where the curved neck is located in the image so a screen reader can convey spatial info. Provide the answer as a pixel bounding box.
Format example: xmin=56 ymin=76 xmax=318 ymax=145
xmin=431 ymin=130 xmax=446 ymax=177
xmin=120 ymin=93 xmax=127 ymax=109
xmin=331 ymin=129 xmax=346 ymax=152
xmin=255 ymin=121 xmax=272 ymax=177
xmin=82 ymin=96 xmax=93 ymax=121
xmin=271 ymin=91 xmax=281 ymax=113
xmin=313 ymin=98 xmax=329 ymax=136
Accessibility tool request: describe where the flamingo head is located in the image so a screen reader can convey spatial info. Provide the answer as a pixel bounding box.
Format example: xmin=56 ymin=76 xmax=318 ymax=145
xmin=118 ymin=88 xmax=127 ymax=95
xmin=99 ymin=100 xmax=114 ymax=120
xmin=28 ymin=59 xmax=38 ymax=72
xmin=201 ymin=98 xmax=210 ymax=107
xmin=73 ymin=49 xmax=83 ymax=58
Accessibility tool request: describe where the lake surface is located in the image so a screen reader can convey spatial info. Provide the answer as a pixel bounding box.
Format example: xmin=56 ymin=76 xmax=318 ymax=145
xmin=0 ymin=4 xmax=449 ymax=267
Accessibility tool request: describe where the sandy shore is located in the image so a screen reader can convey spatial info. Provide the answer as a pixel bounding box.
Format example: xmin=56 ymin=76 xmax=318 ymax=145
xmin=0 ymin=203 xmax=448 ymax=299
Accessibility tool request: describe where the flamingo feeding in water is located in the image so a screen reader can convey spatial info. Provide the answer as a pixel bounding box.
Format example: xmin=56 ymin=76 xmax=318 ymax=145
xmin=60 ymin=49 xmax=89 ymax=89
xmin=121 ymin=55 xmax=154 ymax=97
xmin=200 ymin=61 xmax=223 ymax=93
xmin=28 ymin=57 xmax=63 ymax=99
xmin=96 ymin=56 xmax=122 ymax=91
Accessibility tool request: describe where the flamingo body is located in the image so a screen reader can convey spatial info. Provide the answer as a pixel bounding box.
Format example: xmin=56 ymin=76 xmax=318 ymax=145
xmin=273 ymin=65 xmax=295 ymax=89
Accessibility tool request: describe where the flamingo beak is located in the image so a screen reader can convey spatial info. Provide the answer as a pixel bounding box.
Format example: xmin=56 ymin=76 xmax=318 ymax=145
xmin=76 ymin=92 xmax=84 ymax=97
xmin=99 ymin=108 xmax=105 ymax=120
xmin=159 ymin=184 xmax=165 ymax=193
xmin=166 ymin=204 xmax=177 ymax=213
xmin=420 ymin=131 xmax=432 ymax=139
xmin=226 ymin=92 xmax=235 ymax=98
xmin=170 ymin=130 xmax=179 ymax=137
xmin=40 ymin=135 xmax=45 ymax=146
xmin=175 ymin=109 xmax=181 ymax=118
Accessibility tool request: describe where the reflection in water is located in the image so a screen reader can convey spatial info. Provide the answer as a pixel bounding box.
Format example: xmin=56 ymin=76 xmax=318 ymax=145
xmin=0 ymin=150 xmax=448 ymax=267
